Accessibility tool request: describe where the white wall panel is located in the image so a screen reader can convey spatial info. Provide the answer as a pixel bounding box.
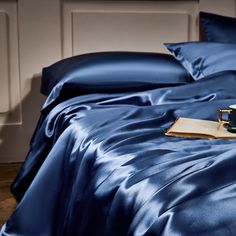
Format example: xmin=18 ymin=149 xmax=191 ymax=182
xmin=0 ymin=0 xmax=62 ymax=163
xmin=72 ymin=12 xmax=189 ymax=55
xmin=18 ymin=0 xmax=62 ymax=97
xmin=199 ymin=0 xmax=235 ymax=16
xmin=0 ymin=0 xmax=21 ymax=125
xmin=235 ymin=0 xmax=236 ymax=16
xmin=0 ymin=12 xmax=9 ymax=113
xmin=1 ymin=0 xmax=236 ymax=163
xmin=63 ymin=1 xmax=199 ymax=57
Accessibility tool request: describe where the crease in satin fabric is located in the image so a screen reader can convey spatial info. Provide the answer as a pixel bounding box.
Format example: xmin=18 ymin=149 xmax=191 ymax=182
xmin=3 ymin=71 xmax=236 ymax=235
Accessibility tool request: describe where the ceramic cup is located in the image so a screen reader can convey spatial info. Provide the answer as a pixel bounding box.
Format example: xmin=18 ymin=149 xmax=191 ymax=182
xmin=219 ymin=104 xmax=236 ymax=133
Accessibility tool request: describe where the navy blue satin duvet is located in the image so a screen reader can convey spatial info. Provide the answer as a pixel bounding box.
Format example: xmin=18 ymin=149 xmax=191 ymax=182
xmin=2 ymin=72 xmax=236 ymax=235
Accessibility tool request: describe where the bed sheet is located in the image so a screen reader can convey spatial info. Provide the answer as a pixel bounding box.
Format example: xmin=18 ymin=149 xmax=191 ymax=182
xmin=2 ymin=72 xmax=236 ymax=235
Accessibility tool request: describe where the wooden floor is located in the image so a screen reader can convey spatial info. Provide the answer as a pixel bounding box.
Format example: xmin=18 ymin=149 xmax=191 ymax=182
xmin=0 ymin=163 xmax=21 ymax=227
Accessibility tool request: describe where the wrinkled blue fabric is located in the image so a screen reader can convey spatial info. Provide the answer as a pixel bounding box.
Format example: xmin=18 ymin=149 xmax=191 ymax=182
xmin=165 ymin=42 xmax=236 ymax=81
xmin=40 ymin=52 xmax=192 ymax=96
xmin=2 ymin=72 xmax=236 ymax=235
xmin=200 ymin=11 xmax=236 ymax=43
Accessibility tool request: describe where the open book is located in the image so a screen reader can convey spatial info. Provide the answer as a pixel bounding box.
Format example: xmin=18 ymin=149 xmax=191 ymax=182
xmin=166 ymin=117 xmax=236 ymax=139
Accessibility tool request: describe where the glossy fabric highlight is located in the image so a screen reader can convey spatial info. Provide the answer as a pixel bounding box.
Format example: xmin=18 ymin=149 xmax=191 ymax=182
xmin=165 ymin=42 xmax=236 ymax=81
xmin=41 ymin=51 xmax=191 ymax=96
xmin=2 ymin=72 xmax=236 ymax=235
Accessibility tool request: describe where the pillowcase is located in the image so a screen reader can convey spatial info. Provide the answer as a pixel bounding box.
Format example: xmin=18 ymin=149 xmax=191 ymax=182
xmin=41 ymin=51 xmax=192 ymax=96
xmin=200 ymin=11 xmax=236 ymax=43
xmin=165 ymin=42 xmax=236 ymax=81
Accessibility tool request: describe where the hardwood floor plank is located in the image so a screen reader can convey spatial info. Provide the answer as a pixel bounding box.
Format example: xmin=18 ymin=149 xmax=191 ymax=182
xmin=0 ymin=163 xmax=21 ymax=227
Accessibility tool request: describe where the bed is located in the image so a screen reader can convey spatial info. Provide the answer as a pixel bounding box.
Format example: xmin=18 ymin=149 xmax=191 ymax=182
xmin=2 ymin=11 xmax=236 ymax=236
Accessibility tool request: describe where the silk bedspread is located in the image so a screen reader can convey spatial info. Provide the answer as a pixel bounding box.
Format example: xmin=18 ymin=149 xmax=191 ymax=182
xmin=1 ymin=72 xmax=236 ymax=235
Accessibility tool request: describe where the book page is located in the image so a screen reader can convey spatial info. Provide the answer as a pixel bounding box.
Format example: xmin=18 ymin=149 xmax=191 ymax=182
xmin=166 ymin=118 xmax=219 ymax=138
xmin=166 ymin=117 xmax=236 ymax=139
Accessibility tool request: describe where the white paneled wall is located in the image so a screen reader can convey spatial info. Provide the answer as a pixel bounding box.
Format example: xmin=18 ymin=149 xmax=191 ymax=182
xmin=0 ymin=1 xmax=20 ymax=125
xmin=63 ymin=1 xmax=199 ymax=57
xmin=0 ymin=12 xmax=9 ymax=113
xmin=199 ymin=0 xmax=236 ymax=15
xmin=0 ymin=0 xmax=61 ymax=162
xmin=0 ymin=0 xmax=235 ymax=162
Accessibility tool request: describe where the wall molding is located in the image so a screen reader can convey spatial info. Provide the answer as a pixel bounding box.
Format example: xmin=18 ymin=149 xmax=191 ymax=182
xmin=62 ymin=0 xmax=198 ymax=57
xmin=0 ymin=1 xmax=21 ymax=125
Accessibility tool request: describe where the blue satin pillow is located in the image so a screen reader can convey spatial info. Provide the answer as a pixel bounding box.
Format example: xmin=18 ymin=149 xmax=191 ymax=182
xmin=165 ymin=42 xmax=236 ymax=81
xmin=200 ymin=12 xmax=236 ymax=43
xmin=41 ymin=51 xmax=192 ymax=96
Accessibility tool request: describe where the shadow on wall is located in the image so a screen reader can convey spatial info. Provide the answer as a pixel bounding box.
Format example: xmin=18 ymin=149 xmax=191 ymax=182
xmin=0 ymin=75 xmax=46 ymax=163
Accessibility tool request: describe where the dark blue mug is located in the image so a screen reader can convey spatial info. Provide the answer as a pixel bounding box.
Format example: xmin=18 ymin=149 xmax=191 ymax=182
xmin=218 ymin=105 xmax=236 ymax=133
